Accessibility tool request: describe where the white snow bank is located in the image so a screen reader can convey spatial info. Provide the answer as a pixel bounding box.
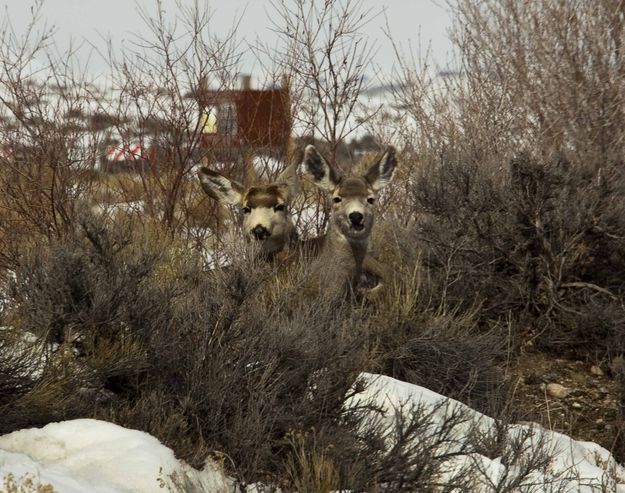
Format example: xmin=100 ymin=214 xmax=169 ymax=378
xmin=350 ymin=373 xmax=625 ymax=493
xmin=0 ymin=419 xmax=233 ymax=493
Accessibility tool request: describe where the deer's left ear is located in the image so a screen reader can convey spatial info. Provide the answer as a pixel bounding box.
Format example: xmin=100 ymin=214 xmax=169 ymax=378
xmin=364 ymin=146 xmax=397 ymax=192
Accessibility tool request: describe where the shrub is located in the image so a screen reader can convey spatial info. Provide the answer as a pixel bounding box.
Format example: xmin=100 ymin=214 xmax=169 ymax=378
xmin=0 ymin=209 xmax=520 ymax=487
xmin=365 ymin=219 xmax=512 ymax=416
xmin=408 ymin=153 xmax=625 ymax=360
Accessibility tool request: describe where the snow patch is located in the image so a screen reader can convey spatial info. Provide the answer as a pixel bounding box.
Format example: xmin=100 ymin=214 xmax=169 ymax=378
xmin=252 ymin=154 xmax=284 ymax=178
xmin=0 ymin=419 xmax=233 ymax=493
xmin=351 ymin=373 xmax=625 ymax=492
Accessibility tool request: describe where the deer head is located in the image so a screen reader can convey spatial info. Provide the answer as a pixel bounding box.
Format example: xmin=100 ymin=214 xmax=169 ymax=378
xmin=198 ymin=163 xmax=299 ymax=257
xmin=303 ymin=145 xmax=397 ymax=244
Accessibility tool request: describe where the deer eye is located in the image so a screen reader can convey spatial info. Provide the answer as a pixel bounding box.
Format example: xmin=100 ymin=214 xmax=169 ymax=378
xmin=242 ymin=206 xmax=251 ymax=214
xmin=367 ymin=197 xmax=375 ymax=204
xmin=274 ymin=204 xmax=286 ymax=212
xmin=333 ymin=196 xmax=342 ymax=204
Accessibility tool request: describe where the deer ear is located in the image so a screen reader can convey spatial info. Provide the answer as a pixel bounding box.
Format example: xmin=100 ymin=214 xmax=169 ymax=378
xmin=302 ymin=145 xmax=341 ymax=192
xmin=275 ymin=161 xmax=300 ymax=200
xmin=364 ymin=146 xmax=397 ymax=192
xmin=198 ymin=167 xmax=244 ymax=205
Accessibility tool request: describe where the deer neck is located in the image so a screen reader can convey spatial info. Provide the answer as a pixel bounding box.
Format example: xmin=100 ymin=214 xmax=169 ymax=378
xmin=323 ymin=222 xmax=369 ymax=289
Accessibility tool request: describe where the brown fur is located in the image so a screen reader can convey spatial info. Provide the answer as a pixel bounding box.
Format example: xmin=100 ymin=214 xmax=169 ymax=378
xmin=244 ymin=187 xmax=286 ymax=209
xmin=198 ymin=164 xmax=299 ymax=259
xmin=302 ymin=145 xmax=397 ymax=295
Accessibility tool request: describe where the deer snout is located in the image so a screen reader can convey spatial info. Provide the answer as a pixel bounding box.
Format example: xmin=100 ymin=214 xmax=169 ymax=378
xmin=252 ymin=225 xmax=270 ymax=240
xmin=349 ymin=212 xmax=364 ymax=227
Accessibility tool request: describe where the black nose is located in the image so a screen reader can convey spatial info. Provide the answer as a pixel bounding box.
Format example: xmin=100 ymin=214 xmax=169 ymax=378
xmin=349 ymin=212 xmax=364 ymax=226
xmin=252 ymin=225 xmax=270 ymax=240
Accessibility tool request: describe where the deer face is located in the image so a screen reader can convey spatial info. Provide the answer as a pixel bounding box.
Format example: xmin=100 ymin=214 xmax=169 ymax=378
xmin=329 ymin=177 xmax=376 ymax=240
xmin=303 ymin=145 xmax=397 ymax=242
xmin=198 ymin=164 xmax=298 ymax=256
xmin=239 ymin=184 xmax=293 ymax=253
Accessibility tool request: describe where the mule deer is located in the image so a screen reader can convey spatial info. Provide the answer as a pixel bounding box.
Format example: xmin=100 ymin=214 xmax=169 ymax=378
xmin=198 ymin=163 xmax=299 ymax=260
xmin=302 ymin=144 xmax=397 ymax=295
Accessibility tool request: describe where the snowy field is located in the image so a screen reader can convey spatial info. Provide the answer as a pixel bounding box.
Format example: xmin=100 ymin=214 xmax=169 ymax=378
xmin=1 ymin=373 xmax=623 ymax=493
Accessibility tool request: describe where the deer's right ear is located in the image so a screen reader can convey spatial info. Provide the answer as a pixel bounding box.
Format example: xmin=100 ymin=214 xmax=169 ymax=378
xmin=303 ymin=145 xmax=340 ymax=192
xmin=198 ymin=167 xmax=244 ymax=205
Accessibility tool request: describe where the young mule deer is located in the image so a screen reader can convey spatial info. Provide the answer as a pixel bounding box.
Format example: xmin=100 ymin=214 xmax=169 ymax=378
xmin=198 ymin=163 xmax=299 ymax=260
xmin=302 ymin=144 xmax=397 ymax=295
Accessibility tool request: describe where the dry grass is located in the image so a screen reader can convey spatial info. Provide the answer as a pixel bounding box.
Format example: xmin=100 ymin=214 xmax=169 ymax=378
xmin=3 ymin=474 xmax=58 ymax=493
xmin=283 ymin=429 xmax=342 ymax=493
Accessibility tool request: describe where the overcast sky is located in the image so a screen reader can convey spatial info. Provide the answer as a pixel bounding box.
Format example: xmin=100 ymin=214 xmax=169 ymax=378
xmin=2 ymin=0 xmax=455 ymax=80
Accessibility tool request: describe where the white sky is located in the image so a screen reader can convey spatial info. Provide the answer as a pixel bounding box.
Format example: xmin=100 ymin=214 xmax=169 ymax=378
xmin=2 ymin=0 xmax=455 ymax=80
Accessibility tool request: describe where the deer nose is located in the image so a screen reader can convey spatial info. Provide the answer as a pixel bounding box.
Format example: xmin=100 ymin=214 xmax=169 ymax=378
xmin=349 ymin=212 xmax=364 ymax=226
xmin=252 ymin=225 xmax=270 ymax=240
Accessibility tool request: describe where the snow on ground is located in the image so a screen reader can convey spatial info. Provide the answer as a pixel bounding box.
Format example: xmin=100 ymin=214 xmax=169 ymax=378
xmin=351 ymin=373 xmax=625 ymax=493
xmin=0 ymin=419 xmax=233 ymax=493
xmin=1 ymin=374 xmax=624 ymax=492
xmin=90 ymin=200 xmax=147 ymax=220
xmin=252 ymin=154 xmax=284 ymax=179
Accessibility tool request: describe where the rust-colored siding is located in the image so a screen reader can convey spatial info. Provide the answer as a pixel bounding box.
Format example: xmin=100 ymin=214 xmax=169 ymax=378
xmin=199 ymin=87 xmax=291 ymax=153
